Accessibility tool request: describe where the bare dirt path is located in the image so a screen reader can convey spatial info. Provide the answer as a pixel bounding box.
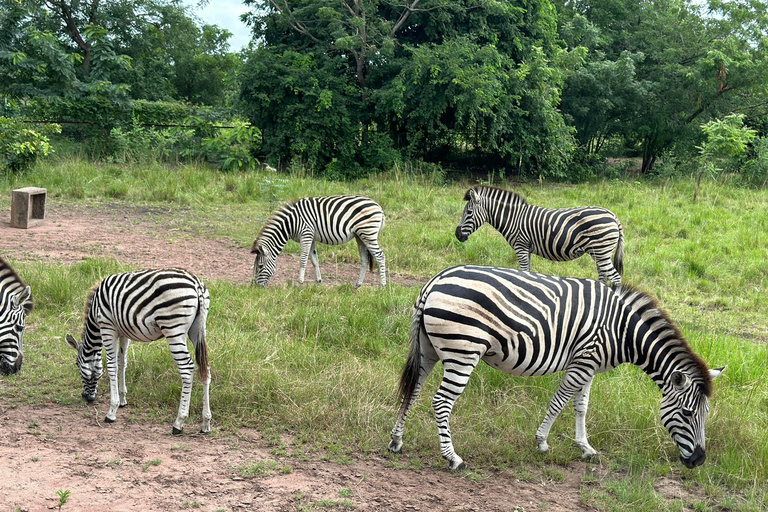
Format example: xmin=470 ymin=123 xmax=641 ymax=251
xmin=0 ymin=199 xmax=601 ymax=511
xmin=0 ymin=402 xmax=597 ymax=512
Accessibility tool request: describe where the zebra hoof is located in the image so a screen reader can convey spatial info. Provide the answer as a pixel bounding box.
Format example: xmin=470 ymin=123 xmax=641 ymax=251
xmin=118 ymin=403 xmax=127 ymax=408
xmin=200 ymin=429 xmax=211 ymax=435
xmin=450 ymin=461 xmax=467 ymax=472
xmin=104 ymin=416 xmax=115 ymax=423
xmin=388 ymin=439 xmax=403 ymax=454
xmin=582 ymin=453 xmax=600 ymax=463
xmin=172 ymin=426 xmax=183 ymax=436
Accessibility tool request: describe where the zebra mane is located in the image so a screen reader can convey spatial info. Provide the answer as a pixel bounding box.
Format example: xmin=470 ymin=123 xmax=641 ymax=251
xmin=464 ymin=185 xmax=528 ymax=205
xmin=80 ymin=284 xmax=99 ymax=342
xmin=251 ymin=201 xmax=297 ymax=253
xmin=612 ymin=283 xmax=713 ymax=396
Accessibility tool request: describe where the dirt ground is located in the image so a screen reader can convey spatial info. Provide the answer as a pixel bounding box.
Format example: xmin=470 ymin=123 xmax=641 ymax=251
xmin=0 ymin=200 xmax=649 ymax=511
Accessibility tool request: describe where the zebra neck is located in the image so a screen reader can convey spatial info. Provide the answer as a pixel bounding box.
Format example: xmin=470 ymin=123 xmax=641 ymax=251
xmin=261 ymin=205 xmax=297 ymax=252
xmin=485 ymin=196 xmax=525 ymax=233
xmin=622 ymin=311 xmax=689 ymax=389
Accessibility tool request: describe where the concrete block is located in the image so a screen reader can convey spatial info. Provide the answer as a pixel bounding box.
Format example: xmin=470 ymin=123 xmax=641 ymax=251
xmin=11 ymin=187 xmax=47 ymax=229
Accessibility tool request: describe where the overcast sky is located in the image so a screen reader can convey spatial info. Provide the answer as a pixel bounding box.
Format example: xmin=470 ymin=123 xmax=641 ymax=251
xmin=183 ymin=0 xmax=253 ymax=51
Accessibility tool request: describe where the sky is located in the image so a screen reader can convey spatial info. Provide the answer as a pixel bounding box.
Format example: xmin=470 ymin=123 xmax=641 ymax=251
xmin=183 ymin=0 xmax=253 ymax=51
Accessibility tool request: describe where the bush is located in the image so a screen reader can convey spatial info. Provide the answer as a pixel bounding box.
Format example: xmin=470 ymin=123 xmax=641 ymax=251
xmin=740 ymin=137 xmax=768 ymax=187
xmin=0 ymin=117 xmax=61 ymax=172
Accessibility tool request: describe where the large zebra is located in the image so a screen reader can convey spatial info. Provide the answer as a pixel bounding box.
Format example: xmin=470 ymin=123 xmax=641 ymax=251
xmin=389 ymin=265 xmax=723 ymax=470
xmin=252 ymin=195 xmax=386 ymax=287
xmin=0 ymin=256 xmax=33 ymax=375
xmin=455 ymin=185 xmax=624 ymax=284
xmin=65 ymin=269 xmax=211 ymax=435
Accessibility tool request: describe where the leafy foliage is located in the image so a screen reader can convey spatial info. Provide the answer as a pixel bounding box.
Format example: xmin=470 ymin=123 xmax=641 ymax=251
xmin=0 ymin=116 xmax=61 ymax=172
xmin=240 ymin=0 xmax=575 ymax=176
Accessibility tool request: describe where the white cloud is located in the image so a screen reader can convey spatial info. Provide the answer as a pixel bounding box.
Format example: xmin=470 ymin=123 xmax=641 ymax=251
xmin=184 ymin=0 xmax=253 ymax=51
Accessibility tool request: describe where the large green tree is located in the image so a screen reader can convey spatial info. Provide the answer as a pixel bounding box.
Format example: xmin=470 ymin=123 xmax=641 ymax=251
xmin=556 ymin=0 xmax=768 ymax=173
xmin=241 ymin=0 xmax=576 ymax=175
xmin=0 ymin=0 xmax=238 ymax=106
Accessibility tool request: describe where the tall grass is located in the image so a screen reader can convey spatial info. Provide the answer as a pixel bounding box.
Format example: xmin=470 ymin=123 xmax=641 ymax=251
xmin=2 ymin=159 xmax=768 ymax=510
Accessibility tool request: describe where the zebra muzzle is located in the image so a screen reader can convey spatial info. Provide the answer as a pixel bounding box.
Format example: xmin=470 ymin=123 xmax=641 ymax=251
xmin=680 ymin=445 xmax=706 ymax=468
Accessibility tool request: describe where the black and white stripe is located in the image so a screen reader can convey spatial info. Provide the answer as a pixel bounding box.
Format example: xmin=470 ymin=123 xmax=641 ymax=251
xmin=455 ymin=186 xmax=624 ymax=284
xmin=0 ymin=256 xmax=32 ymax=375
xmin=251 ymin=195 xmax=386 ymax=287
xmin=65 ymin=269 xmax=211 ymax=435
xmin=389 ymin=265 xmax=723 ymax=470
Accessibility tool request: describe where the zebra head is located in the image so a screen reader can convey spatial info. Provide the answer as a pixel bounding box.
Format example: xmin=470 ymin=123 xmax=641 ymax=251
xmin=65 ymin=333 xmax=103 ymax=402
xmin=455 ymin=188 xmax=487 ymax=243
xmin=0 ymin=286 xmax=32 ymax=375
xmin=660 ymin=366 xmax=724 ymax=468
xmin=251 ymin=243 xmax=277 ymax=286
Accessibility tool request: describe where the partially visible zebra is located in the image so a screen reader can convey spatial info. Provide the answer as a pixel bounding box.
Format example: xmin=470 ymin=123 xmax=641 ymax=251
xmin=252 ymin=195 xmax=386 ymax=287
xmin=65 ymin=269 xmax=211 ymax=435
xmin=455 ymin=185 xmax=624 ymax=284
xmin=0 ymin=256 xmax=33 ymax=375
xmin=389 ymin=265 xmax=723 ymax=470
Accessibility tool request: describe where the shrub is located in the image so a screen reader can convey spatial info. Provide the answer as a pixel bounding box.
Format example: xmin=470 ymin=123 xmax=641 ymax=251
xmin=0 ymin=116 xmax=61 ymax=172
xmin=740 ymin=137 xmax=768 ymax=187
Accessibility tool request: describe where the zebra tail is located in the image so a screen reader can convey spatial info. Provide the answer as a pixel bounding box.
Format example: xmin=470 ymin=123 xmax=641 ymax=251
xmin=190 ymin=292 xmax=210 ymax=382
xmin=614 ymin=221 xmax=625 ymax=277
xmin=397 ymin=295 xmax=426 ymax=407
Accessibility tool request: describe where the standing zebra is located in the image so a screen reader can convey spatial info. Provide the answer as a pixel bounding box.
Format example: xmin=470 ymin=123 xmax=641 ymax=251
xmin=65 ymin=268 xmax=211 ymax=435
xmin=389 ymin=265 xmax=723 ymax=470
xmin=455 ymin=185 xmax=624 ymax=284
xmin=0 ymin=256 xmax=33 ymax=375
xmin=252 ymin=195 xmax=387 ymax=287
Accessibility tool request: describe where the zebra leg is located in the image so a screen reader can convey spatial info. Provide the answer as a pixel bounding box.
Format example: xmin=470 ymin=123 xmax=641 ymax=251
xmin=309 ymin=241 xmax=322 ymax=283
xmin=102 ymin=328 xmax=121 ymax=423
xmin=117 ymin=337 xmax=130 ymax=407
xmin=514 ymin=244 xmax=531 ymax=272
xmin=433 ymin=360 xmax=478 ymax=471
xmin=298 ymin=235 xmax=314 ymax=284
xmin=355 ymin=239 xmax=369 ymax=288
xmin=589 ymin=252 xmax=621 ymax=285
xmin=573 ymin=376 xmax=598 ymax=460
xmin=389 ymin=346 xmax=439 ymax=454
xmin=165 ymin=331 xmax=195 ymax=435
xmin=535 ymin=369 xmax=588 ymax=453
xmin=357 ymin=237 xmax=386 ymax=287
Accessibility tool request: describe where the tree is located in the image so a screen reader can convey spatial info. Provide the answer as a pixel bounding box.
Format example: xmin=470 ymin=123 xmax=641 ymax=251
xmin=556 ymin=0 xmax=768 ymax=174
xmin=241 ymin=0 xmax=577 ymax=175
xmin=694 ymin=114 xmax=756 ymax=200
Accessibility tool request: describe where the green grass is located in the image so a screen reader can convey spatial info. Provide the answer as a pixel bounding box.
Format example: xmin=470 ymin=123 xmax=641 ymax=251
xmin=1 ymin=158 xmax=768 ymax=511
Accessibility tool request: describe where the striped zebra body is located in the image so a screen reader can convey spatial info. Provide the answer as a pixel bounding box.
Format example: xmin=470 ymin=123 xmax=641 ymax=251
xmin=0 ymin=257 xmax=32 ymax=375
xmin=252 ymin=195 xmax=386 ymax=287
xmin=455 ymin=186 xmax=624 ymax=284
xmin=66 ymin=269 xmax=211 ymax=435
xmin=389 ymin=265 xmax=723 ymax=470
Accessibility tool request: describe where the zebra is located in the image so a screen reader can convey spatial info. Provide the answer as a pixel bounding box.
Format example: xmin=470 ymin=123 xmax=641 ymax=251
xmin=252 ymin=195 xmax=387 ymax=287
xmin=0 ymin=256 xmax=33 ymax=375
xmin=388 ymin=265 xmax=723 ymax=470
xmin=65 ymin=268 xmax=211 ymax=435
xmin=455 ymin=185 xmax=624 ymax=284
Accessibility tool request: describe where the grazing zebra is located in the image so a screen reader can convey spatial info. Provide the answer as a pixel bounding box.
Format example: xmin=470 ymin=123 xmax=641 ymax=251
xmin=455 ymin=185 xmax=624 ymax=284
xmin=65 ymin=269 xmax=211 ymax=435
xmin=0 ymin=256 xmax=33 ymax=375
xmin=252 ymin=195 xmax=386 ymax=287
xmin=389 ymin=265 xmax=723 ymax=470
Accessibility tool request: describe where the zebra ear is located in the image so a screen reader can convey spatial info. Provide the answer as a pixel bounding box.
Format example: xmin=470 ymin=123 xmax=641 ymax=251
xmin=250 ymin=240 xmax=259 ymax=254
xmin=670 ymin=370 xmax=691 ymax=391
xmin=65 ymin=334 xmax=80 ymax=350
xmin=709 ymin=366 xmax=725 ymax=380
xmin=468 ymin=188 xmax=480 ymax=203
